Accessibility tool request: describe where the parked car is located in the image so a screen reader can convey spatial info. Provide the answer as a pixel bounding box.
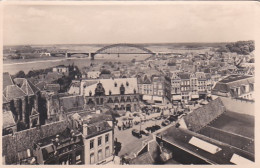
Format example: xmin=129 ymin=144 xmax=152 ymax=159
xmin=161 ymin=120 xmax=171 ymax=126
xmin=175 ymin=123 xmax=180 ymax=128
xmin=132 ymin=129 xmax=142 ymax=138
xmin=152 ymin=125 xmax=161 ymax=132
xmin=168 ymin=115 xmax=178 ymax=122
xmin=140 ymin=129 xmax=149 ymax=136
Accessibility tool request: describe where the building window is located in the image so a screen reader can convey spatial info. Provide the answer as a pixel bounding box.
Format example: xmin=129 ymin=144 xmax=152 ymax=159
xmin=105 ymin=134 xmax=109 ymax=143
xmin=105 ymin=146 xmax=110 ymax=157
xmin=98 ymin=150 xmax=102 ymax=161
xmin=90 ymin=140 xmax=94 ymax=149
xmin=98 ymin=137 xmax=102 ymax=146
xmin=90 ymin=153 xmax=95 ymax=164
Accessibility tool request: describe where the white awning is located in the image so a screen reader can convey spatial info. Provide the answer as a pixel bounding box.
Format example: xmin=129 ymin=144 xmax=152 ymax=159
xmin=143 ymin=95 xmax=152 ymax=100
xmin=191 ymin=95 xmax=199 ymax=99
xmin=172 ymin=95 xmax=182 ymax=100
xmin=153 ymin=96 xmax=163 ymax=101
xmin=189 ymin=137 xmax=221 ymax=154
xmin=230 ymin=154 xmax=254 ymax=164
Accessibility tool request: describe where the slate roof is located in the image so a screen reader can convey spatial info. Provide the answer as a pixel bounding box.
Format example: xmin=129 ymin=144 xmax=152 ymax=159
xmin=3 ymin=85 xmax=26 ymax=100
xmin=3 ymin=111 xmax=16 ymax=128
xmin=14 ymin=78 xmax=40 ymax=95
xmin=3 ymin=72 xmax=14 ymax=90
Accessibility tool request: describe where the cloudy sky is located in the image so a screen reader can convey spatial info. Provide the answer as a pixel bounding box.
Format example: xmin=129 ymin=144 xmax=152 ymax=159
xmin=3 ymin=2 xmax=257 ymax=45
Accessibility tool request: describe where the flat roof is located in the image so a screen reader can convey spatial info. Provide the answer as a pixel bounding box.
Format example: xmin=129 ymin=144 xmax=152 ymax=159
xmin=157 ymin=126 xmax=254 ymax=164
xmin=219 ymin=75 xmax=253 ymax=84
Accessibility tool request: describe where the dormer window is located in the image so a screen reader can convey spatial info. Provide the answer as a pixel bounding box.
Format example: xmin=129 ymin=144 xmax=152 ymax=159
xmin=89 ymin=91 xmax=92 ymax=96
xmin=126 ymin=81 xmax=129 ymax=87
xmin=114 ymin=82 xmax=117 ymax=87
xmin=134 ymin=89 xmax=136 ymax=94
xmin=120 ymin=84 xmax=125 ymax=95
xmin=109 ymin=90 xmax=112 ymax=95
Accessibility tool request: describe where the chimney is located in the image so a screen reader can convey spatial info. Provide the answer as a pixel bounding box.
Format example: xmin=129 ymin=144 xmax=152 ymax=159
xmin=83 ymin=123 xmax=88 ymax=137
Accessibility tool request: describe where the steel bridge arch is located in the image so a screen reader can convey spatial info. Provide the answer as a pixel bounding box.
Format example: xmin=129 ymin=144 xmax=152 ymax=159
xmin=94 ymin=43 xmax=154 ymax=55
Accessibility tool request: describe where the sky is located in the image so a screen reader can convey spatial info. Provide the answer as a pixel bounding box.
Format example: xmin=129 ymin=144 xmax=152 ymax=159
xmin=3 ymin=2 xmax=257 ymax=45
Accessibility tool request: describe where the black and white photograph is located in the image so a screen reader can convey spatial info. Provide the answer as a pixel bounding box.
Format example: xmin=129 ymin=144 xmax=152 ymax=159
xmin=1 ymin=1 xmax=258 ymax=165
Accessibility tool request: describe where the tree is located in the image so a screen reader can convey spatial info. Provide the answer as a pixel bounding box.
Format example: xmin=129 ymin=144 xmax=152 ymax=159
xmin=15 ymin=71 xmax=26 ymax=78
xmin=101 ymin=69 xmax=111 ymax=74
xmin=131 ymin=59 xmax=136 ymax=63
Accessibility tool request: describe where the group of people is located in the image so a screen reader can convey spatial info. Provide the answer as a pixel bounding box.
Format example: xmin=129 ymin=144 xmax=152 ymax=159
xmin=116 ymin=119 xmax=133 ymax=131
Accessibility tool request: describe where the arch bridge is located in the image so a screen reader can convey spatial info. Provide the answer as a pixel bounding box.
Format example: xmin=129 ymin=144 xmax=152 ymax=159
xmin=50 ymin=43 xmax=156 ymax=60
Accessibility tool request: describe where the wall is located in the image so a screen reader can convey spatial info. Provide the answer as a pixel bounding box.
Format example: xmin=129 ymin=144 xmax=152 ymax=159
xmin=84 ymin=130 xmax=113 ymax=164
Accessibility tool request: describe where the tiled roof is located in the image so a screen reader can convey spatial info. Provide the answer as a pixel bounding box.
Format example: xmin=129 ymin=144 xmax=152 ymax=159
xmin=3 ymin=111 xmax=16 ymax=128
xmin=179 ymin=73 xmax=190 ymax=80
xmin=46 ymin=84 xmax=60 ymax=92
xmin=35 ymin=81 xmax=47 ymax=91
xmin=184 ymin=98 xmax=226 ymax=132
xmin=3 ymin=72 xmax=14 ymax=90
xmin=3 ymin=85 xmax=26 ymax=100
xmin=81 ymin=78 xmax=138 ymax=96
xmin=130 ymin=152 xmax=154 ymax=164
xmin=45 ymin=72 xmax=63 ymax=83
xmin=212 ymin=75 xmax=254 ymax=94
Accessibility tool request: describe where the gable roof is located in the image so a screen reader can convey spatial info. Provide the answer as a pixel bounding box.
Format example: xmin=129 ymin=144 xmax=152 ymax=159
xmin=212 ymin=75 xmax=254 ymax=95
xmin=35 ymin=81 xmax=47 ymax=91
xmin=3 ymin=85 xmax=26 ymax=100
xmin=3 ymin=72 xmax=14 ymax=91
xmin=184 ymin=98 xmax=226 ymax=132
xmin=3 ymin=111 xmax=16 ymax=128
xmin=14 ymin=78 xmax=40 ymax=95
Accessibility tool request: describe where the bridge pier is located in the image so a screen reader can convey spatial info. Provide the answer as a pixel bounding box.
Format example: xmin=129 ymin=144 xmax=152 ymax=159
xmin=65 ymin=53 xmax=71 ymax=58
xmin=90 ymin=53 xmax=95 ymax=60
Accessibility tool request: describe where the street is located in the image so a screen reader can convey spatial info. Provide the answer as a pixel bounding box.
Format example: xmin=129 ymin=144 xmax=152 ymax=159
xmin=114 ymin=117 xmax=166 ymax=157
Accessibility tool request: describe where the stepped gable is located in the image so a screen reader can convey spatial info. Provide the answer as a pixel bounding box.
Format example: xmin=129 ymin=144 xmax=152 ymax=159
xmin=82 ymin=78 xmax=138 ymax=96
